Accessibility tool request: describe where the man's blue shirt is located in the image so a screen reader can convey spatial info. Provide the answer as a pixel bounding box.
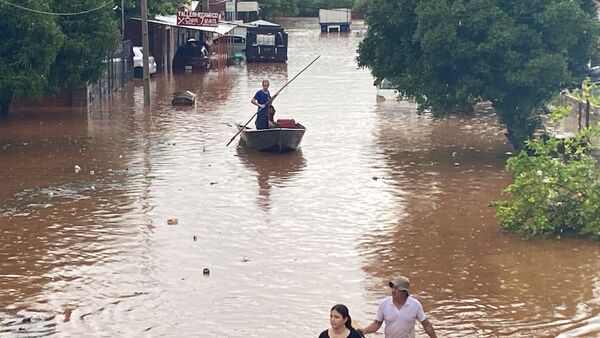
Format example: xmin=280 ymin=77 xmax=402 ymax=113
xmin=253 ymin=90 xmax=271 ymax=105
xmin=253 ymin=90 xmax=271 ymax=129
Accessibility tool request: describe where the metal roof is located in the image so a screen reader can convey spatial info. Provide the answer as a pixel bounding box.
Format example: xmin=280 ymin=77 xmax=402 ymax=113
xmin=249 ymin=19 xmax=280 ymax=27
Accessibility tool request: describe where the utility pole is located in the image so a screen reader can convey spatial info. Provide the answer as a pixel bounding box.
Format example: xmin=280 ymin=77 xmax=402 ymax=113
xmin=120 ymin=0 xmax=125 ymax=89
xmin=232 ymin=0 xmax=237 ymax=21
xmin=121 ymin=0 xmax=125 ymax=40
xmin=141 ymin=0 xmax=150 ymax=106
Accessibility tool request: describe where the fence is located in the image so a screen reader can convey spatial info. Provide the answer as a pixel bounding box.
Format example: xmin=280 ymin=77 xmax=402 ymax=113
xmin=89 ymin=40 xmax=134 ymax=104
xmin=556 ymin=92 xmax=600 ymax=132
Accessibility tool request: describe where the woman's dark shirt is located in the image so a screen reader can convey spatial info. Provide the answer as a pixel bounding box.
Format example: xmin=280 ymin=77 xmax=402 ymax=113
xmin=318 ymin=329 xmax=362 ymax=338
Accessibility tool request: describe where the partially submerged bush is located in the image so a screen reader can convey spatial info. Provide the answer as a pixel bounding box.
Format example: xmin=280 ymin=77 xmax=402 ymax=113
xmin=493 ymin=81 xmax=600 ymax=240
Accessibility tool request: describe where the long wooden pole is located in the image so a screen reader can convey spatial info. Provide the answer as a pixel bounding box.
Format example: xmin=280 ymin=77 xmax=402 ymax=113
xmin=226 ymin=55 xmax=321 ymax=147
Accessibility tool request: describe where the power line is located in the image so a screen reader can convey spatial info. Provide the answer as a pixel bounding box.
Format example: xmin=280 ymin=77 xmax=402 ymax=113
xmin=0 ymin=0 xmax=115 ymax=16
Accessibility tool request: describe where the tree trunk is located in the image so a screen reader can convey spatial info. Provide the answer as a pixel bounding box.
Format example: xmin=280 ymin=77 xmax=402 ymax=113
xmin=0 ymin=98 xmax=10 ymax=118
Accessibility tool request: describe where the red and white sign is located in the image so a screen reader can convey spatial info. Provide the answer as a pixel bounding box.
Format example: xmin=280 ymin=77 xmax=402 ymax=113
xmin=177 ymin=12 xmax=219 ymax=27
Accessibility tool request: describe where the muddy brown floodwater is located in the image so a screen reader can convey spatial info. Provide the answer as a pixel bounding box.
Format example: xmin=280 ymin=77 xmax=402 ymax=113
xmin=1 ymin=17 xmax=599 ymax=337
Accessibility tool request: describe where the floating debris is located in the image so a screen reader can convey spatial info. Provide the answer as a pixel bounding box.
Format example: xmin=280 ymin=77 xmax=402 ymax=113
xmin=74 ymin=165 xmax=81 ymax=173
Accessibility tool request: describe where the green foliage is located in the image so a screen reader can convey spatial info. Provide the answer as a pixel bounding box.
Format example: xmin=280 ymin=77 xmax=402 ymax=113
xmin=357 ymin=0 xmax=600 ymax=148
xmin=121 ymin=0 xmax=189 ymax=19
xmin=0 ymin=0 xmax=119 ymax=110
xmin=50 ymin=0 xmax=120 ymax=90
xmin=0 ymin=1 xmax=63 ymax=102
xmin=353 ymin=0 xmax=369 ymax=11
xmin=297 ymin=0 xmax=354 ymax=16
xmin=493 ymin=83 xmax=600 ymax=240
xmin=256 ymin=0 xmax=354 ymax=17
xmin=259 ymin=0 xmax=299 ymax=17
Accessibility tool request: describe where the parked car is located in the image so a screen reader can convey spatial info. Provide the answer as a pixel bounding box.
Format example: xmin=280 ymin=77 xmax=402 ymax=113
xmin=376 ymin=78 xmax=400 ymax=102
xmin=172 ymin=39 xmax=210 ymax=72
xmin=212 ymin=35 xmax=247 ymax=57
xmin=133 ymin=46 xmax=157 ymax=78
xmin=376 ymin=78 xmax=417 ymax=105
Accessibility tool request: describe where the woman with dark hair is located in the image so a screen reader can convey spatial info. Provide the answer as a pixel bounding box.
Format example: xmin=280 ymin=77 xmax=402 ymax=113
xmin=319 ymin=304 xmax=364 ymax=338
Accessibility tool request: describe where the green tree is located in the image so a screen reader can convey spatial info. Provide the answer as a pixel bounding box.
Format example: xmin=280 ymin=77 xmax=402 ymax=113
xmin=50 ymin=0 xmax=120 ymax=90
xmin=258 ymin=0 xmax=299 ymax=17
xmin=121 ymin=0 xmax=189 ymax=19
xmin=353 ymin=0 xmax=369 ymax=11
xmin=0 ymin=0 xmax=120 ymax=116
xmin=357 ymin=0 xmax=600 ymax=148
xmin=0 ymin=0 xmax=63 ymax=115
xmin=297 ymin=0 xmax=354 ymax=16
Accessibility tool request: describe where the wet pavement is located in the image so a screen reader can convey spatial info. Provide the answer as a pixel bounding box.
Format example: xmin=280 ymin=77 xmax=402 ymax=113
xmin=1 ymin=17 xmax=599 ymax=337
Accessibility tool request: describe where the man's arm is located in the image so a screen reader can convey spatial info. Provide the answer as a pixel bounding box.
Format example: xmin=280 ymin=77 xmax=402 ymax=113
xmin=421 ymin=319 xmax=437 ymax=338
xmin=358 ymin=320 xmax=382 ymax=335
xmin=250 ymin=97 xmax=262 ymax=108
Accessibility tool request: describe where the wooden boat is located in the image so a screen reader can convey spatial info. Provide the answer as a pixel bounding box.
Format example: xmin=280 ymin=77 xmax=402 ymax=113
xmin=235 ymin=121 xmax=306 ymax=152
xmin=172 ymin=91 xmax=196 ymax=106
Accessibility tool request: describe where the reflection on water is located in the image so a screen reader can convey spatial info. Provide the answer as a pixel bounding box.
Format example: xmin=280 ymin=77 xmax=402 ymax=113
xmin=236 ymin=145 xmax=306 ymax=210
xmin=1 ymin=17 xmax=599 ymax=337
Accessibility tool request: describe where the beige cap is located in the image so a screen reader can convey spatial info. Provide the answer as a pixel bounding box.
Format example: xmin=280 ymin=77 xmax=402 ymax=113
xmin=389 ymin=276 xmax=410 ymax=291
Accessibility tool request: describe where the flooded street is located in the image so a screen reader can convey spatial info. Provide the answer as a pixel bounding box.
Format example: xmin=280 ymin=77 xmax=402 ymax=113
xmin=1 ymin=17 xmax=600 ymax=337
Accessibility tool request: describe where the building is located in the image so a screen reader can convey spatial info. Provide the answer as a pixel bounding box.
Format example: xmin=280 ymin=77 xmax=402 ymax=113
xmin=245 ymin=20 xmax=288 ymax=62
xmin=225 ymin=1 xmax=260 ymax=22
xmin=125 ymin=15 xmax=245 ymax=72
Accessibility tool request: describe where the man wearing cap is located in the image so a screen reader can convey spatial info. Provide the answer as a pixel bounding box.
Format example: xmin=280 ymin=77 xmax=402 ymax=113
xmin=357 ymin=276 xmax=437 ymax=338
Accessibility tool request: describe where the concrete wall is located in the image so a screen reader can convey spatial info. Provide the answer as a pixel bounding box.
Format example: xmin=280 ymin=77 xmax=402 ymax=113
xmin=11 ymin=87 xmax=90 ymax=113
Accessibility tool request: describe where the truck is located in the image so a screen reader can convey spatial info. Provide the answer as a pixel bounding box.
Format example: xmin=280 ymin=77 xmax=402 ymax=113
xmin=318 ymin=8 xmax=351 ymax=33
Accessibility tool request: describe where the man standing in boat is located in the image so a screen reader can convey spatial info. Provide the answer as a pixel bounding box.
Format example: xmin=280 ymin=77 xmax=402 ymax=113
xmin=251 ymin=80 xmax=277 ymax=129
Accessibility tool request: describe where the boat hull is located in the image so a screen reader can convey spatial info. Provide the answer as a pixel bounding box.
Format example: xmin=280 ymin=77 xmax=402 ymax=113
xmin=235 ymin=123 xmax=306 ymax=152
